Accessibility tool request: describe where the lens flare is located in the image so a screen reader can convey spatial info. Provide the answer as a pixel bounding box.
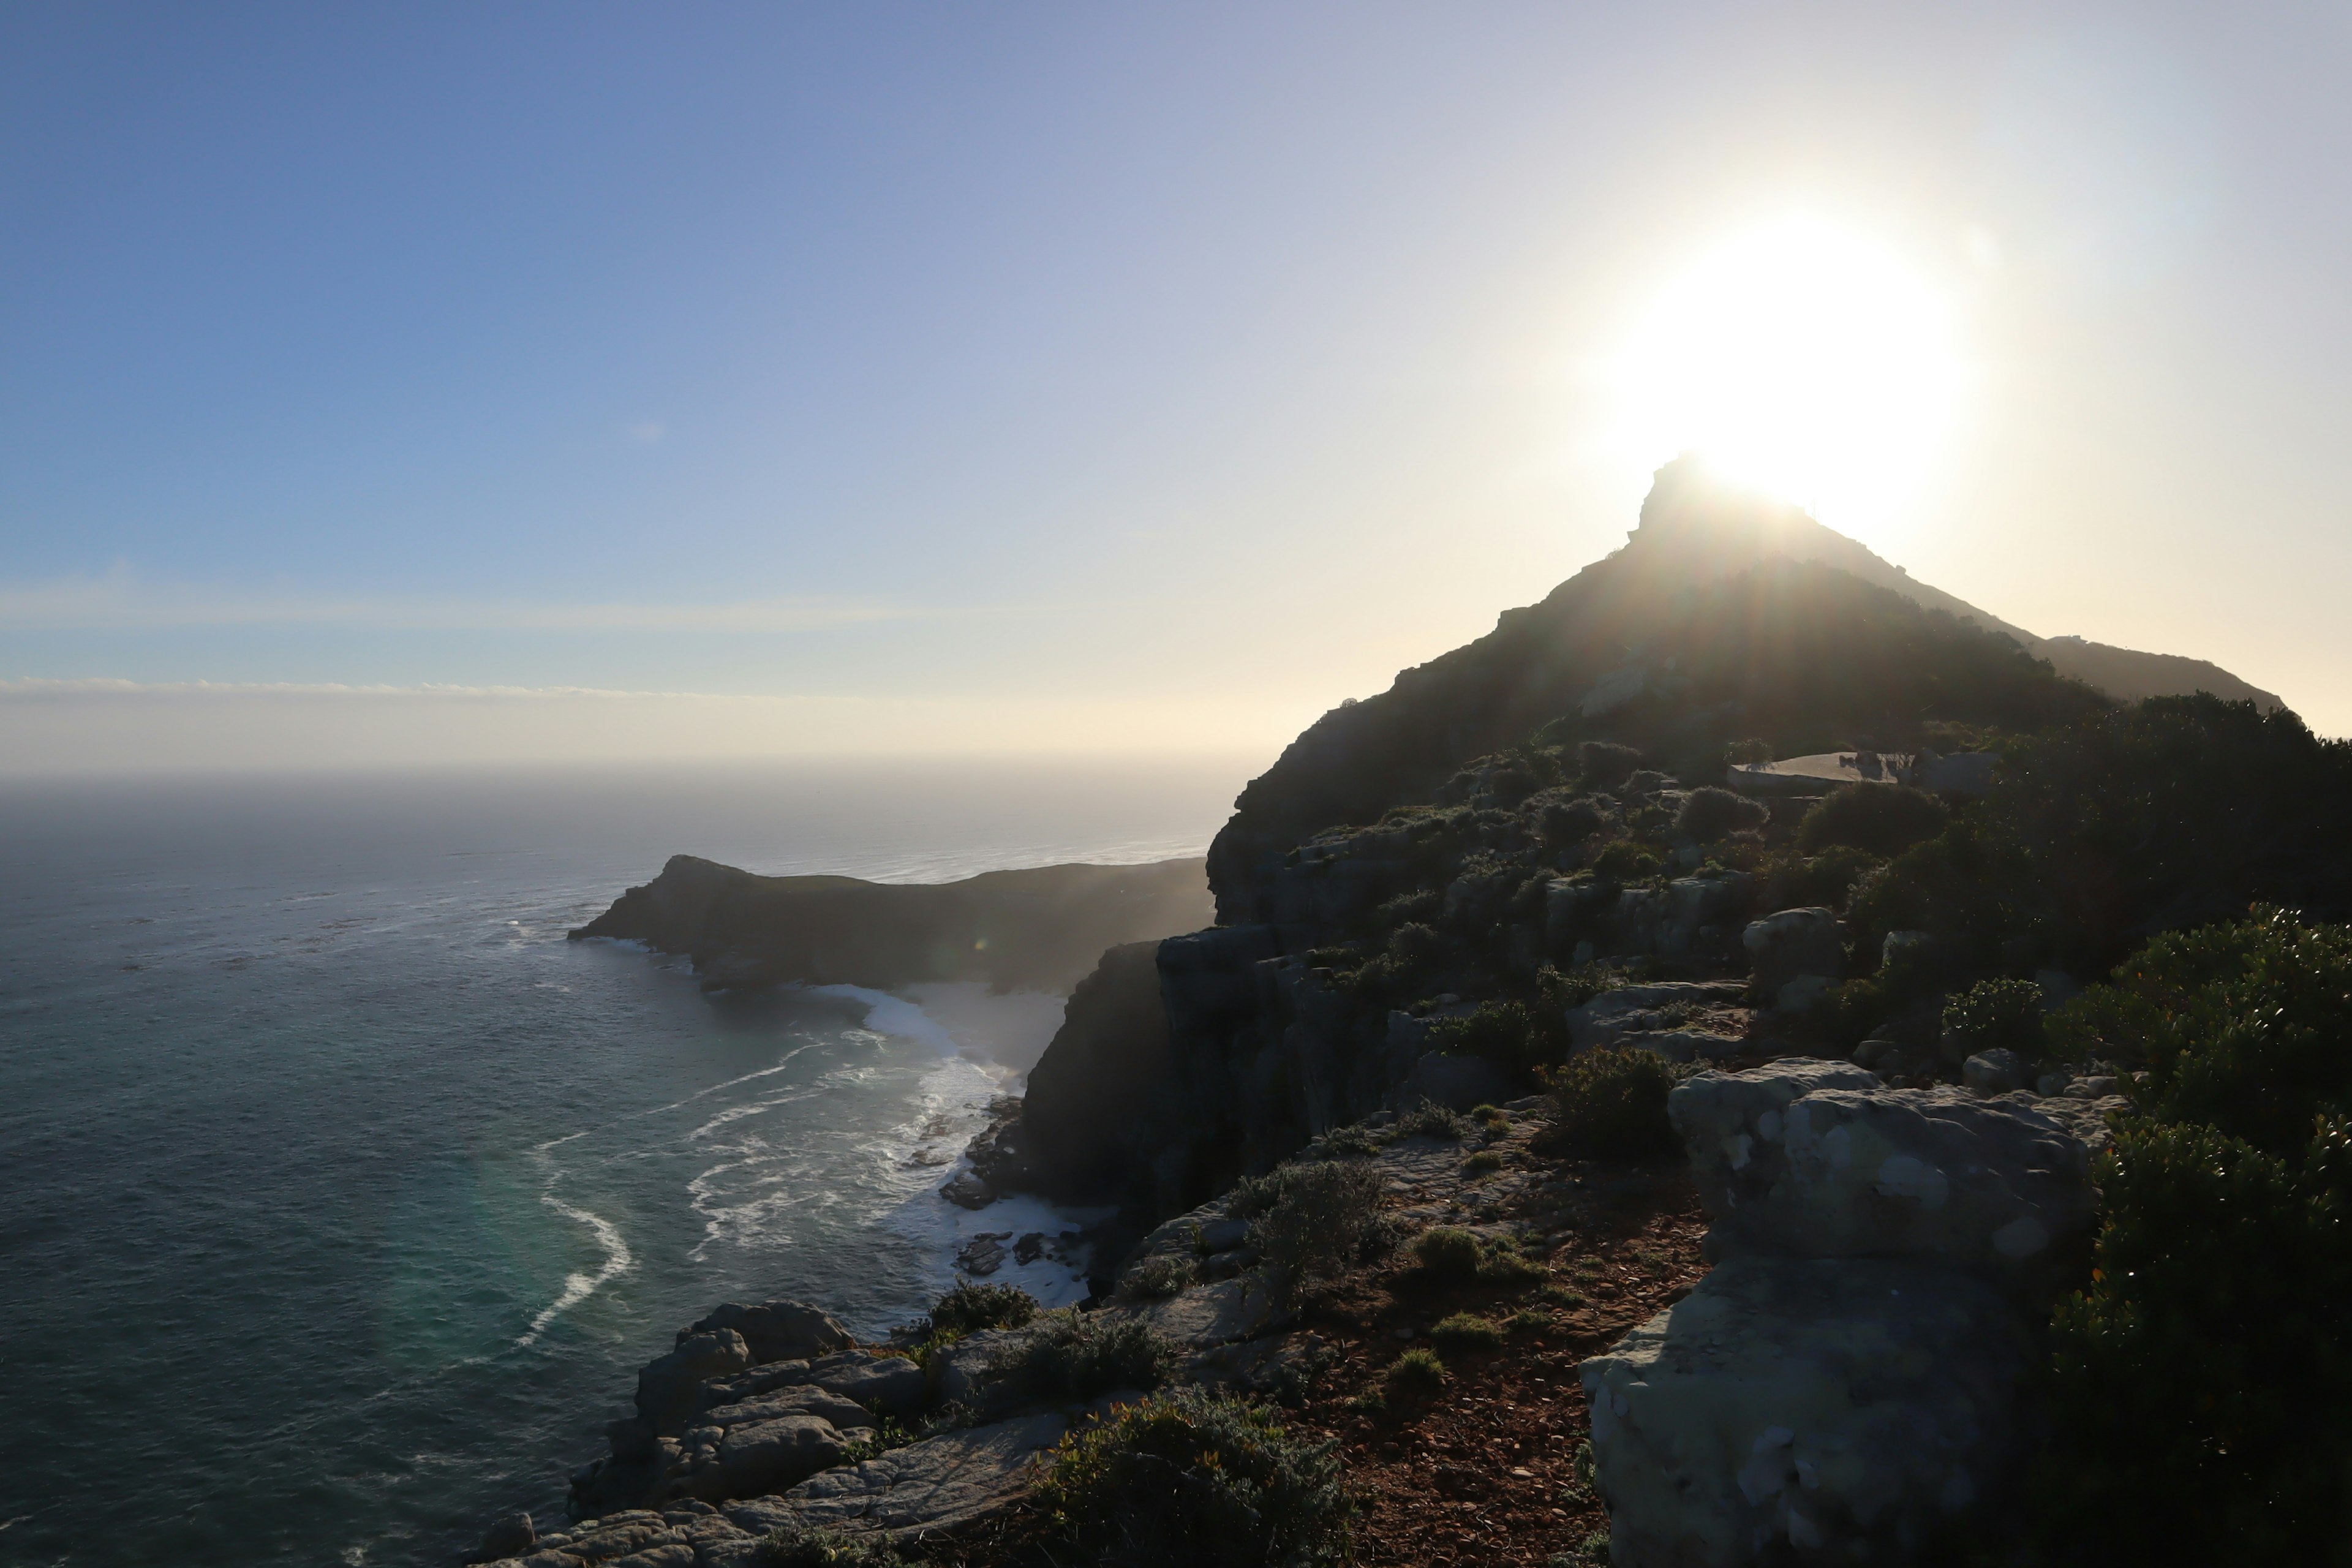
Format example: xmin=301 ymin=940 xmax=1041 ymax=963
xmin=1611 ymin=217 xmax=1964 ymax=539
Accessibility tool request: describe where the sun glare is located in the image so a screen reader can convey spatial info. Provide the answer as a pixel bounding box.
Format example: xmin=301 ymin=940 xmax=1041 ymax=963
xmin=1610 ymin=217 xmax=1964 ymax=539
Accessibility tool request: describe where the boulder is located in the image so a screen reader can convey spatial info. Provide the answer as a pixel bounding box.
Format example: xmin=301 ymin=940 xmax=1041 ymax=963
xmin=637 ymin=1330 xmax=753 ymax=1433
xmin=1741 ymin=909 xmax=1844 ymax=995
xmin=681 ymin=1300 xmax=853 ymax=1367
xmin=1581 ymin=1256 xmax=2034 ymax=1568
xmin=1121 ymin=1277 xmax=1275 ymax=1351
xmin=476 ymin=1513 xmax=535 ymax=1561
xmin=1773 ymin=974 xmax=1833 ymax=1015
xmin=1670 ymin=1065 xmax=2100 ymax=1302
xmin=1962 ymin=1049 xmax=2029 ymax=1096
xmin=717 ymin=1414 xmax=859 ymax=1496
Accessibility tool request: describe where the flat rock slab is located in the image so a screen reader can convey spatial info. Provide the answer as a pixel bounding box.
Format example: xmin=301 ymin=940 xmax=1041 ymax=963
xmin=1671 ymin=1062 xmax=2099 ymax=1302
xmin=1120 ymin=1276 xmax=1274 ymax=1349
xmin=1581 ymin=1256 xmax=2035 ymax=1568
xmin=758 ymin=1412 xmax=1071 ymax=1539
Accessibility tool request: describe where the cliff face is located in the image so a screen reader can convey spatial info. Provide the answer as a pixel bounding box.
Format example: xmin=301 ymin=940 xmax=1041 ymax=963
xmin=571 ymin=854 xmax=1213 ymax=993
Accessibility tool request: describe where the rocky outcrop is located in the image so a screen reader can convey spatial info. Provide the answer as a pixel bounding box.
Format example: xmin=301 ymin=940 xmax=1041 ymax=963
xmin=1582 ymin=1061 xmax=2124 ymax=1566
xmin=1583 ymin=1256 xmax=2036 ymax=1566
xmin=571 ymin=854 xmax=1212 ymax=993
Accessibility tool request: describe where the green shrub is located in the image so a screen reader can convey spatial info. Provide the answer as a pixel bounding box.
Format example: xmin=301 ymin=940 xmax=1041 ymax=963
xmin=1537 ymin=1048 xmax=1679 ymax=1160
xmin=1387 ymin=921 xmax=1444 ymax=967
xmin=1761 ymin=843 xmax=1882 ymax=911
xmin=1475 ymin=1238 xmax=1546 ymax=1284
xmin=925 ymin=1279 xmax=1039 ymax=1336
xmin=1429 ymin=1312 xmax=1503 ymax=1351
xmin=757 ymin=1521 xmax=898 ymax=1566
xmin=1385 ymin=1348 xmax=1447 ymax=1398
xmin=1003 ymin=1309 xmax=1180 ymax=1401
xmin=1391 ymin=1101 xmax=1472 ymax=1141
xmin=1123 ymin=1254 xmax=1198 ymax=1299
xmin=1428 ymin=1000 xmax=1566 ymax=1082
xmin=1725 ymin=737 xmax=1774 ymax=766
xmin=1244 ymin=1159 xmax=1391 ymax=1310
xmin=1588 ymin=840 xmax=1662 ymax=884
xmin=1796 ymin=783 xmax=1948 ymax=856
xmin=1676 ymin=785 xmax=1767 ymax=842
xmin=2034 ymin=1117 xmax=2352 ymax=1563
xmin=1940 ymin=977 xmax=2048 ymax=1060
xmin=1409 ymin=1227 xmax=1485 ymax=1281
xmin=1036 ymin=1386 xmax=1353 ymax=1567
xmin=1536 ymin=794 xmax=1605 ymax=848
xmin=1578 ymin=741 xmax=1643 ymax=791
xmin=1314 ymin=1121 xmax=1384 ymax=1158
xmin=1461 ymin=1150 xmax=1504 ymax=1175
xmin=1506 ymin=1307 xmax=1550 ymax=1333
xmin=1539 ymin=961 xmax=1630 ymax=1011
xmin=2051 ymin=910 xmax=2352 ymax=1158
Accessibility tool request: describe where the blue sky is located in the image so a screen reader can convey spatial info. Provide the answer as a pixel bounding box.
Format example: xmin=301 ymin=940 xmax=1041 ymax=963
xmin=5 ymin=2 xmax=2351 ymax=768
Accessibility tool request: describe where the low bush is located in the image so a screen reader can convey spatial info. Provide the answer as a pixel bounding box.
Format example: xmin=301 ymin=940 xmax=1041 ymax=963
xmin=1588 ymin=840 xmax=1663 ymax=884
xmin=1940 ymin=977 xmax=2046 ymax=1061
xmin=1314 ymin=1121 xmax=1384 ymax=1158
xmin=1796 ymin=783 xmax=1948 ymax=857
xmin=1391 ymin=1101 xmax=1472 ymax=1141
xmin=1474 ymin=1238 xmax=1546 ymax=1285
xmin=1387 ymin=921 xmax=1444 ymax=967
xmin=1506 ymin=1307 xmax=1550 ymax=1334
xmin=925 ymin=1279 xmax=1039 ymax=1336
xmin=1676 ymin=785 xmax=1767 ymax=842
xmin=1537 ymin=1048 xmax=1680 ymax=1161
xmin=2035 ymin=1118 xmax=2352 ymax=1562
xmin=2050 ymin=910 xmax=2352 ymax=1156
xmin=1123 ymin=1254 xmax=1197 ymax=1299
xmin=1003 ymin=1310 xmax=1179 ymax=1401
xmin=1760 ymin=844 xmax=1882 ymax=911
xmin=1036 ymin=1386 xmax=1353 ymax=1567
xmin=1428 ymin=1000 xmax=1567 ymax=1082
xmin=1385 ymin=1348 xmax=1447 ymax=1398
xmin=1430 ymin=1312 xmax=1503 ymax=1351
xmin=1244 ymin=1159 xmax=1391 ymax=1310
xmin=757 ymin=1522 xmax=899 ymax=1566
xmin=1536 ymin=794 xmax=1605 ymax=849
xmin=1578 ymin=741 xmax=1644 ymax=791
xmin=2028 ymin=912 xmax=2352 ymax=1564
xmin=1461 ymin=1150 xmax=1504 ymax=1175
xmin=1409 ymin=1227 xmax=1485 ymax=1281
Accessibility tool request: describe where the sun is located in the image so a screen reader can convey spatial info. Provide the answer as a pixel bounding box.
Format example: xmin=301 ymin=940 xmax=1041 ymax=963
xmin=1609 ymin=217 xmax=1964 ymax=539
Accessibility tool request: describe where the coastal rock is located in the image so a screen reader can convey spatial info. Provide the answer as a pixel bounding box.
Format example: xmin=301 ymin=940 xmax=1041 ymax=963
xmin=1613 ymin=1028 xmax=1744 ymax=1065
xmin=1581 ymin=1256 xmax=2035 ymax=1568
xmin=1003 ymin=939 xmax=1178 ymax=1201
xmin=1741 ymin=909 xmax=1845 ymax=995
xmin=638 ymin=1332 xmax=753 ymax=1433
xmin=717 ymin=1414 xmax=862 ymax=1497
xmin=1962 ymin=1048 xmax=2029 ymax=1095
xmin=753 ymin=1411 xmax=1072 ymax=1539
xmin=1670 ymin=1064 xmax=2099 ymax=1302
xmin=1566 ymin=981 xmax=1748 ymax=1054
xmin=682 ymin=1301 xmax=853 ymax=1368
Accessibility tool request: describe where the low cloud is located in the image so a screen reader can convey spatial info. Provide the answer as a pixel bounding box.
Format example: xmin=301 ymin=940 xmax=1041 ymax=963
xmin=0 ymin=570 xmax=902 ymax=633
xmin=0 ymin=677 xmax=1308 ymax=774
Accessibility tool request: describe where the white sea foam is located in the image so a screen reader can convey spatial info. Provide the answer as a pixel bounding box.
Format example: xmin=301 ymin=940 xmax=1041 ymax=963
xmin=516 ymin=1189 xmax=635 ymax=1347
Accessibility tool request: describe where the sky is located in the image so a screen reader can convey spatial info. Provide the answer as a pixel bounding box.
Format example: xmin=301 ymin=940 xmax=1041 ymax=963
xmin=5 ymin=1 xmax=2351 ymax=773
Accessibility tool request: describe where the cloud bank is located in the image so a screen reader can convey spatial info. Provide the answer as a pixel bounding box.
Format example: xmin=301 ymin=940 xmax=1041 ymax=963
xmin=0 ymin=677 xmax=1306 ymax=775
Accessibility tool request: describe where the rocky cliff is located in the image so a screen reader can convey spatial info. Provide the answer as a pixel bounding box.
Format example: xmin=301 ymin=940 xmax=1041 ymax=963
xmin=570 ymin=854 xmax=1212 ymax=993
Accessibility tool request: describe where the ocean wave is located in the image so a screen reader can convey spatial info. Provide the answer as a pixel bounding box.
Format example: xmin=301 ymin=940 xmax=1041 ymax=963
xmin=516 ymin=1191 xmax=634 ymax=1347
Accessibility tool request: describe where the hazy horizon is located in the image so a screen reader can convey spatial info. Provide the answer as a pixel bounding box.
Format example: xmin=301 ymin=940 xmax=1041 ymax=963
xmin=8 ymin=1 xmax=2351 ymax=771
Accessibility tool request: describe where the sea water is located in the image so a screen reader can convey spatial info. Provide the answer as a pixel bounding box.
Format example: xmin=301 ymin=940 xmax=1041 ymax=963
xmin=0 ymin=756 xmax=1250 ymax=1567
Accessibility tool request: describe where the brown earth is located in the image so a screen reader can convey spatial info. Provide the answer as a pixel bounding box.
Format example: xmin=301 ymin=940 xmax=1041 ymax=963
xmin=906 ymin=1128 xmax=1711 ymax=1567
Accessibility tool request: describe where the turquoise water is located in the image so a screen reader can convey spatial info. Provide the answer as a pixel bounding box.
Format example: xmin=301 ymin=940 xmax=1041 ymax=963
xmin=0 ymin=758 xmax=1243 ymax=1567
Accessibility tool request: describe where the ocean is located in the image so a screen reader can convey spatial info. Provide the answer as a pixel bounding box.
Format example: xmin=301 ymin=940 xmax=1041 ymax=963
xmin=0 ymin=756 xmax=1251 ymax=1567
